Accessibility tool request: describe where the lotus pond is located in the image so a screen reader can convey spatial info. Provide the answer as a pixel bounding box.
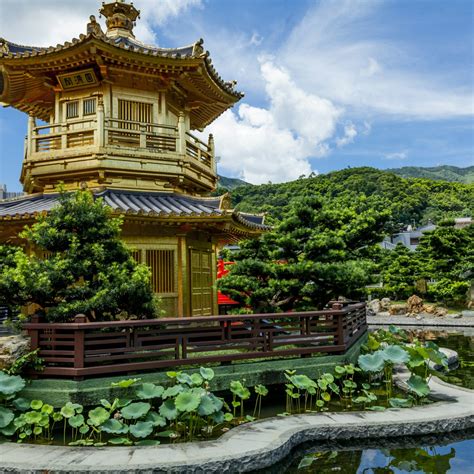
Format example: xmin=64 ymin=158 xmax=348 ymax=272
xmin=0 ymin=326 xmax=472 ymax=451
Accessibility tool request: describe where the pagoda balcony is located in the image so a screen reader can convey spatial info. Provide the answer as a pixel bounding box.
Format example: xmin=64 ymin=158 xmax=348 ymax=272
xmin=25 ymin=115 xmax=215 ymax=176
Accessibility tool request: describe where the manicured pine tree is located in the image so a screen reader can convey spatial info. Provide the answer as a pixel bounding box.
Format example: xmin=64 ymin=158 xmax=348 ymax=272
xmin=0 ymin=190 xmax=158 ymax=322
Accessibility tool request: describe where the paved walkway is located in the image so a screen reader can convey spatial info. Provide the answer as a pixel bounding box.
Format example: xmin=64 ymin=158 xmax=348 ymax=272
xmin=1 ymin=372 xmax=473 ymax=473
xmin=367 ymin=314 xmax=474 ymax=327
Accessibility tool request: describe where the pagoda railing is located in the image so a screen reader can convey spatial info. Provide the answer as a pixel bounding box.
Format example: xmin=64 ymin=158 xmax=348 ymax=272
xmin=23 ymin=302 xmax=367 ymax=379
xmin=28 ymin=117 xmax=214 ymax=171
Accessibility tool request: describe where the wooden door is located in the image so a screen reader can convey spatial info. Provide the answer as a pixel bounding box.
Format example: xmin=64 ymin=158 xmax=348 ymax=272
xmin=189 ymin=249 xmax=213 ymax=316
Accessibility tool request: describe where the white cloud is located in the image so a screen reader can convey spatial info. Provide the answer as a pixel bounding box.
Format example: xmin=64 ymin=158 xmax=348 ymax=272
xmin=209 ymin=60 xmax=341 ymax=184
xmin=280 ymin=0 xmax=473 ymax=119
xmin=0 ymin=0 xmax=202 ymax=47
xmin=336 ymin=122 xmax=357 ymax=147
xmin=383 ymin=151 xmax=407 ymax=160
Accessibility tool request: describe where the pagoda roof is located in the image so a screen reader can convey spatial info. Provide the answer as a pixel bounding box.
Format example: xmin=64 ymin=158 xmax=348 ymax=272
xmin=0 ymin=190 xmax=269 ymax=236
xmin=0 ymin=28 xmax=243 ymax=127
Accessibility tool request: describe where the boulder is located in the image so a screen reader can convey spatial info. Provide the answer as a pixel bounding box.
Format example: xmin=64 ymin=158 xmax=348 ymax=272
xmin=434 ymin=307 xmax=448 ymax=317
xmin=0 ymin=335 xmax=30 ymax=370
xmin=407 ymin=295 xmax=424 ymax=314
xmin=461 ymin=310 xmax=474 ymax=318
xmin=423 ymin=304 xmax=436 ymax=314
xmin=380 ymin=298 xmax=391 ymax=311
xmin=389 ymin=303 xmax=408 ymax=316
xmin=367 ymin=299 xmax=381 ymax=316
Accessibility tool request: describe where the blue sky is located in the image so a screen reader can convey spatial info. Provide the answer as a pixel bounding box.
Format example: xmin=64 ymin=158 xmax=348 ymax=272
xmin=0 ymin=0 xmax=473 ymax=189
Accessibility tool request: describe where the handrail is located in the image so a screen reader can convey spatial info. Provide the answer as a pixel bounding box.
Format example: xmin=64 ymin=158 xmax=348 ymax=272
xmin=186 ymin=131 xmax=211 ymax=151
xmin=24 ymin=303 xmax=367 ymax=379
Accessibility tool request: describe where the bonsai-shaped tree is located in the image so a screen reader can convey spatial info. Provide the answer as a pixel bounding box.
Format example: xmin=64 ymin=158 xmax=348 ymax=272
xmin=0 ymin=190 xmax=158 ymax=322
xmin=218 ymin=195 xmax=390 ymax=312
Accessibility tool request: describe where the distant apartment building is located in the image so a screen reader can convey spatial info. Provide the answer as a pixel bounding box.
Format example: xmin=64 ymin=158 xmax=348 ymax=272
xmin=382 ymin=217 xmax=472 ymax=251
xmin=0 ymin=184 xmax=24 ymax=200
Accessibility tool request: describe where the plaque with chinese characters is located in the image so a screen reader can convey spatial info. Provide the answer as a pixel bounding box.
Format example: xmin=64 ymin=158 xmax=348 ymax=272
xmin=57 ymin=69 xmax=99 ymax=90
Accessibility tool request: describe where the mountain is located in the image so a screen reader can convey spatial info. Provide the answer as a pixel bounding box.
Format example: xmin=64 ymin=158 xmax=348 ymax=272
xmin=386 ymin=165 xmax=474 ymax=184
xmin=224 ymin=167 xmax=474 ymax=227
xmin=217 ymin=175 xmax=250 ymax=189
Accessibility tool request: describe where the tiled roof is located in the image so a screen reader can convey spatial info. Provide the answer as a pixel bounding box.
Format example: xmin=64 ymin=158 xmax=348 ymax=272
xmin=0 ymin=190 xmax=270 ymax=231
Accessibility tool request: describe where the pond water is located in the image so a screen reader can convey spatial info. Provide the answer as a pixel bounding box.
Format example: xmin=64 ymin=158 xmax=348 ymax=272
xmin=253 ymin=328 xmax=474 ymax=473
xmin=254 ymin=430 xmax=474 ymax=473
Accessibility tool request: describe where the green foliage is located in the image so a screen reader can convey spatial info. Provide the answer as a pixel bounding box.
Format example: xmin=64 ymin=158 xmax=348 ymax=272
xmin=0 ymin=190 xmax=158 ymax=322
xmin=219 ymin=195 xmax=390 ymax=311
xmin=4 ymin=349 xmax=44 ymax=376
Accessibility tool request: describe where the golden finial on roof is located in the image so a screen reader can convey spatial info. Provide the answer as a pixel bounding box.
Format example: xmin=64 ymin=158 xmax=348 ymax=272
xmin=99 ymin=0 xmax=140 ymax=39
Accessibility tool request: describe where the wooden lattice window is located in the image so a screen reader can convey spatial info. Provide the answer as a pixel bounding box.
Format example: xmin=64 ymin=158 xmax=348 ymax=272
xmin=130 ymin=250 xmax=141 ymax=263
xmin=146 ymin=249 xmax=175 ymax=294
xmin=83 ymin=98 xmax=96 ymax=116
xmin=118 ymin=99 xmax=152 ymax=130
xmin=66 ymin=101 xmax=79 ymax=119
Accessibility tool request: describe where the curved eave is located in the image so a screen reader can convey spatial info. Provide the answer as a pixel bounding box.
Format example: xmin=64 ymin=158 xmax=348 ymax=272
xmin=0 ymin=33 xmax=242 ymax=125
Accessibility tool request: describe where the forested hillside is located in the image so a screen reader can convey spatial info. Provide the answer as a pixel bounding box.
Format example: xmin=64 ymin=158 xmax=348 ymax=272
xmin=219 ymin=167 xmax=474 ymax=227
xmin=387 ymin=165 xmax=474 ymax=184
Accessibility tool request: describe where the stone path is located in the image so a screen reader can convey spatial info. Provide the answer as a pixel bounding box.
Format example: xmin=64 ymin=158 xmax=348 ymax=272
xmin=367 ymin=314 xmax=474 ymax=327
xmin=1 ymin=373 xmax=473 ymax=473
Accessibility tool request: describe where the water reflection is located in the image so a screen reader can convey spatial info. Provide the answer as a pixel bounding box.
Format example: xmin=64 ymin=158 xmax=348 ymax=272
xmin=254 ymin=430 xmax=474 ymax=474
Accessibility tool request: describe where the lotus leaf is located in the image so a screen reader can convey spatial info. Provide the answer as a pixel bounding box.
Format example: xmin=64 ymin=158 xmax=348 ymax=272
xmin=14 ymin=414 xmax=26 ymax=428
xmin=155 ymin=430 xmax=175 ymax=438
xmin=0 ymin=372 xmax=26 ymax=396
xmin=24 ymin=411 xmax=42 ymax=424
xmin=321 ymin=392 xmax=331 ymax=402
xmin=366 ymin=406 xmax=386 ymax=411
xmin=12 ymin=397 xmax=30 ymax=412
xmin=100 ymin=418 xmax=129 ymax=434
xmin=358 ymin=352 xmax=385 ymax=373
xmin=166 ymin=371 xmax=180 ymax=378
xmin=212 ymin=411 xmax=225 ymax=424
xmin=108 ymin=437 xmax=133 ymax=445
xmin=230 ymin=381 xmax=249 ymax=399
xmin=38 ymin=413 xmax=50 ymax=427
xmin=321 ymin=373 xmax=334 ymax=384
xmin=111 ymin=378 xmax=141 ymax=388
xmin=317 ymin=379 xmax=328 ymax=390
xmin=136 ymin=383 xmax=165 ymax=400
xmin=223 ymin=413 xmax=233 ymax=422
xmin=200 ymin=367 xmax=215 ymax=381
xmin=33 ymin=426 xmax=43 ymax=435
xmin=367 ymin=334 xmax=381 ymax=351
xmin=334 ymin=366 xmax=345 ymax=375
xmin=407 ymin=375 xmax=430 ymax=397
xmin=100 ymin=399 xmax=112 ymax=409
xmin=290 ymin=374 xmax=316 ymax=390
xmin=135 ymin=439 xmax=161 ymax=446
xmin=162 ymin=385 xmax=184 ymax=399
xmin=255 ymin=384 xmax=268 ymax=396
xmin=121 ymin=402 xmax=151 ymax=420
xmin=79 ymin=425 xmax=89 ymax=434
xmin=389 ymin=398 xmax=413 ymax=408
xmin=144 ymin=411 xmax=167 ymax=427
xmin=316 ymin=400 xmax=324 ymax=408
xmin=68 ymin=414 xmax=85 ymax=428
xmin=41 ymin=404 xmax=54 ymax=415
xmin=52 ymin=412 xmax=63 ymax=422
xmin=71 ymin=403 xmax=83 ymax=414
xmin=190 ymin=373 xmax=203 ymax=386
xmin=60 ymin=404 xmax=75 ymax=419
xmin=117 ymin=398 xmax=131 ymax=408
xmin=30 ymin=400 xmax=43 ymax=410
xmin=329 ymin=383 xmax=340 ymax=394
xmin=353 ymin=396 xmax=368 ymax=404
xmin=130 ymin=421 xmax=154 ymax=438
xmin=197 ymin=395 xmax=219 ymax=416
xmin=344 ymin=364 xmax=355 ymax=374
xmin=0 ymin=421 xmax=17 ymax=436
xmin=175 ymin=391 xmax=201 ymax=412
xmin=177 ymin=373 xmax=194 ymax=386
xmin=88 ymin=407 xmax=110 ymax=426
xmin=159 ymin=399 xmax=178 ymax=420
xmin=382 ymin=345 xmax=409 ymax=364
xmin=0 ymin=406 xmax=15 ymax=428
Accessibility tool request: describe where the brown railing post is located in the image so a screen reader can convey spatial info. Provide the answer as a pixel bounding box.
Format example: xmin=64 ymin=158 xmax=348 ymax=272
xmin=332 ymin=303 xmax=345 ymax=351
xmin=27 ymin=314 xmax=41 ymax=351
xmin=73 ymin=314 xmax=86 ymax=376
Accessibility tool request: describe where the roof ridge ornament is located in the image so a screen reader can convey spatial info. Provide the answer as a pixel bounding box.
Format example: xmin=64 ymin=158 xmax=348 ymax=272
xmin=87 ymin=15 xmax=104 ymax=37
xmin=99 ymin=0 xmax=140 ymax=39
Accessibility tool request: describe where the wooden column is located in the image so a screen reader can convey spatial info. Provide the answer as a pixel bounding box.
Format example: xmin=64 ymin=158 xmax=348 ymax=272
xmin=177 ymin=112 xmax=186 ymax=155
xmin=27 ymin=114 xmax=36 ymax=156
xmin=96 ymin=97 xmax=105 ymax=147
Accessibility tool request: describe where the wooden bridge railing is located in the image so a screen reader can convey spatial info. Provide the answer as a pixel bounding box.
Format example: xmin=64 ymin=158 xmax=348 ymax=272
xmin=24 ymin=302 xmax=367 ymax=379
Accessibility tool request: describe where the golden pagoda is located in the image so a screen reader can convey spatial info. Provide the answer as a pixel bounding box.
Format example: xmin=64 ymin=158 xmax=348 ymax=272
xmin=0 ymin=0 xmax=267 ymax=317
